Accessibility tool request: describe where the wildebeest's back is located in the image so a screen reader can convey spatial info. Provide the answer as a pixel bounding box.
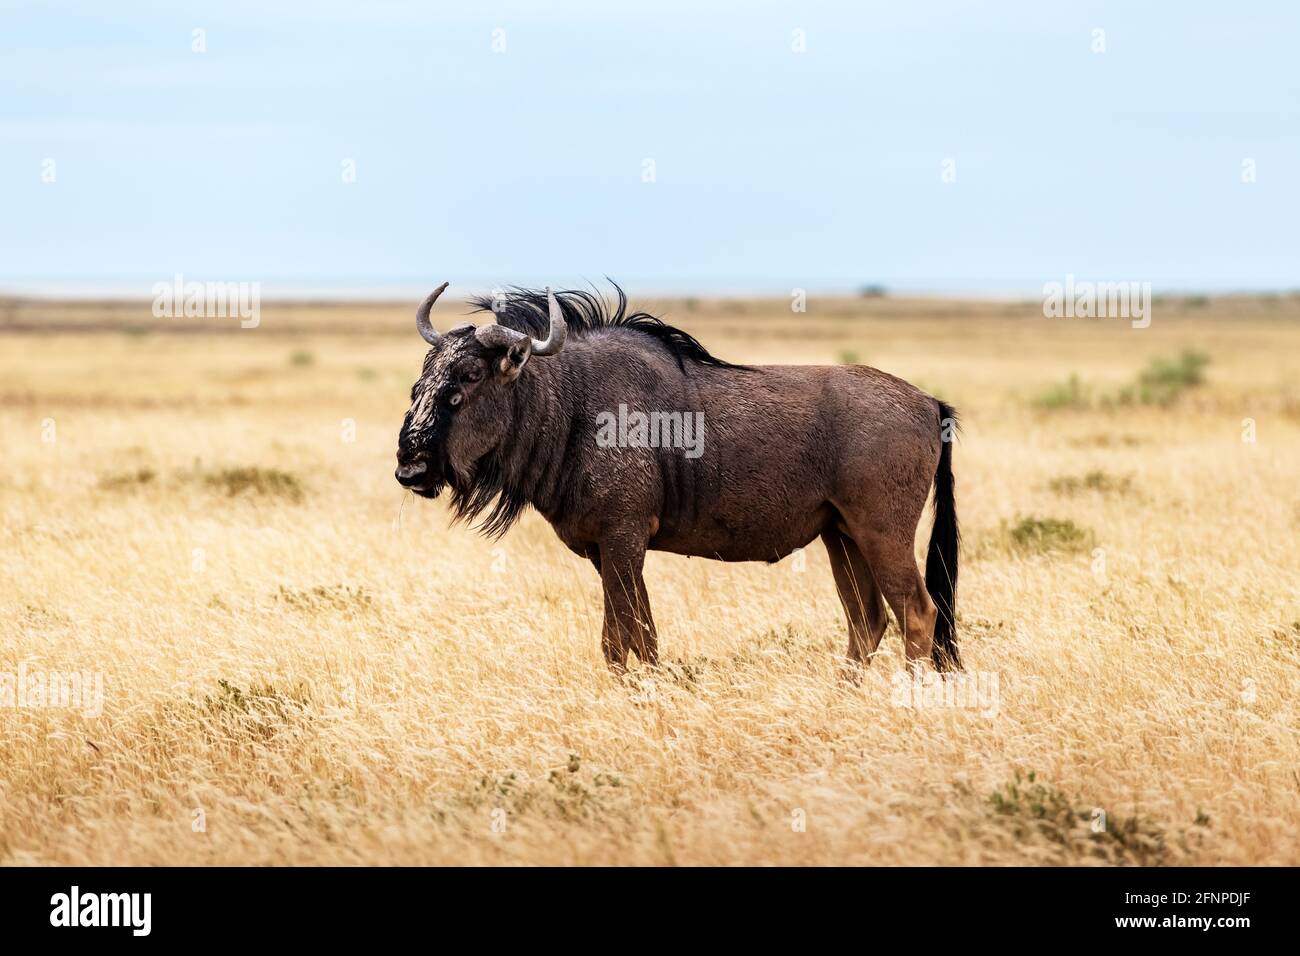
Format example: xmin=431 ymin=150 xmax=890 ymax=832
xmin=647 ymin=362 xmax=939 ymax=562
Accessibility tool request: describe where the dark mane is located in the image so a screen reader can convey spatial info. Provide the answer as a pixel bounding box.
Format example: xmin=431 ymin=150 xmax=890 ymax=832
xmin=466 ymin=281 xmax=743 ymax=371
xmin=448 ymin=453 xmax=526 ymax=540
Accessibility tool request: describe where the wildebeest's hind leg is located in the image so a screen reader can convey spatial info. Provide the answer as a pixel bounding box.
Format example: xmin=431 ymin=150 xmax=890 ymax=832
xmin=596 ymin=533 xmax=659 ymax=670
xmin=831 ymin=497 xmax=938 ymax=667
xmin=847 ymin=527 xmax=937 ymax=668
xmin=821 ymin=528 xmax=888 ymax=677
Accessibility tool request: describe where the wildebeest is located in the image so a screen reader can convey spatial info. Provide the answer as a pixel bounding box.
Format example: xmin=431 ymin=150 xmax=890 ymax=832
xmin=395 ymin=282 xmax=960 ymax=673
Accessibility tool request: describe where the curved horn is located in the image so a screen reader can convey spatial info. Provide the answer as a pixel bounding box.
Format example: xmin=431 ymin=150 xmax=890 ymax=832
xmin=473 ymin=286 xmax=568 ymax=357
xmin=530 ymin=287 xmax=568 ymax=356
xmin=415 ymin=282 xmax=450 ymax=345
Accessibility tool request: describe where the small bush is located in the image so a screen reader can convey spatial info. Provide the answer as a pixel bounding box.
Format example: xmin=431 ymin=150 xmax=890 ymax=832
xmin=1035 ymin=374 xmax=1089 ymax=410
xmin=1066 ymin=433 xmax=1143 ymax=448
xmin=466 ymin=755 xmax=627 ymax=823
xmin=203 ymin=678 xmax=311 ymax=741
xmin=1114 ymin=350 xmax=1210 ymax=407
xmin=838 ymin=349 xmax=862 ymax=366
xmin=275 ymin=584 xmax=374 ymax=612
xmin=97 ymin=467 xmax=156 ymax=490
xmin=203 ymin=466 xmax=304 ymax=502
xmin=1048 ymin=470 xmax=1133 ymax=496
xmin=1037 ymin=352 xmax=1211 ymax=411
xmin=988 ymin=770 xmax=1171 ymax=865
xmin=289 ymin=350 xmax=314 ymax=367
xmin=1005 ymin=515 xmax=1095 ymax=553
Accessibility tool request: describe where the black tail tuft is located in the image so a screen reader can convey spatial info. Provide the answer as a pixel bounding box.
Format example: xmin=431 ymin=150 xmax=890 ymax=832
xmin=926 ymin=400 xmax=961 ymax=670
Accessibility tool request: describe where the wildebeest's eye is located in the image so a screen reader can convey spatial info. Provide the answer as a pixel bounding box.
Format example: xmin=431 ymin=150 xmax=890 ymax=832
xmin=448 ymin=392 xmax=463 ymax=407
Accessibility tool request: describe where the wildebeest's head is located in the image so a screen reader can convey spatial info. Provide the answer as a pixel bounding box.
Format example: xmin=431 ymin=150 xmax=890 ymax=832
xmin=395 ymin=282 xmax=566 ymax=499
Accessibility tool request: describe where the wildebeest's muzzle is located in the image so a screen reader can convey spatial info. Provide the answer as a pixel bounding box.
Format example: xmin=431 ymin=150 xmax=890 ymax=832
xmin=394 ymin=452 xmax=448 ymax=498
xmin=395 ymin=420 xmax=450 ymax=498
xmin=394 ymin=459 xmax=427 ymax=487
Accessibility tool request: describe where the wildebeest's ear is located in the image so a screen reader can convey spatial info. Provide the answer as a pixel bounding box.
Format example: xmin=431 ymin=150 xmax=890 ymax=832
xmin=498 ymin=338 xmax=532 ymax=381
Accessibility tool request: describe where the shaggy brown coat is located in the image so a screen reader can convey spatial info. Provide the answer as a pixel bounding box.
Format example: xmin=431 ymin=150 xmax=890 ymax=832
xmin=396 ymin=284 xmax=960 ymax=672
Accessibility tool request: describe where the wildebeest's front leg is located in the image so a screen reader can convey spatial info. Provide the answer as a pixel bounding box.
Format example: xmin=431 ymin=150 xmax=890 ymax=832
xmin=822 ymin=527 xmax=888 ymax=676
xmin=597 ymin=532 xmax=658 ymax=669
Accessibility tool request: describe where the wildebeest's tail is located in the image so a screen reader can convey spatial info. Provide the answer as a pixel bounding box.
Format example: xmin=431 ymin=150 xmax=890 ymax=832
xmin=926 ymin=400 xmax=961 ymax=670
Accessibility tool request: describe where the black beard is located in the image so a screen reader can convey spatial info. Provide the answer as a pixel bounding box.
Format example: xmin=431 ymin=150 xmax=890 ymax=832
xmin=410 ymin=479 xmax=445 ymax=500
xmin=446 ymin=452 xmax=528 ymax=539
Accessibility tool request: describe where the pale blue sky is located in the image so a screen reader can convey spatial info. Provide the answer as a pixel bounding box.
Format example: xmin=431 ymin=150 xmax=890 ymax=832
xmin=2 ymin=1 xmax=1297 ymax=296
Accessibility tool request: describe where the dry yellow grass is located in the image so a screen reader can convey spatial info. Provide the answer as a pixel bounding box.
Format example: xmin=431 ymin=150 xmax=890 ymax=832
xmin=2 ymin=293 xmax=1298 ymax=866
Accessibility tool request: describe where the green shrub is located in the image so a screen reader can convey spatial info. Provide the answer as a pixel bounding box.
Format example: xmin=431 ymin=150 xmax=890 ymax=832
xmin=97 ymin=467 xmax=157 ymax=490
xmin=1005 ymin=515 xmax=1095 ymax=553
xmin=1114 ymin=350 xmax=1209 ymax=406
xmin=202 ymin=466 xmax=304 ymax=502
xmin=988 ymin=770 xmax=1171 ymax=865
xmin=1048 ymin=470 xmax=1133 ymax=496
xmin=1035 ymin=374 xmax=1089 ymax=410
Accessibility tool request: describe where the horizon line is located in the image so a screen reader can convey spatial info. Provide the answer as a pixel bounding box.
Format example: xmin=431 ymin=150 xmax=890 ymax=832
xmin=4 ymin=275 xmax=1300 ymax=303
